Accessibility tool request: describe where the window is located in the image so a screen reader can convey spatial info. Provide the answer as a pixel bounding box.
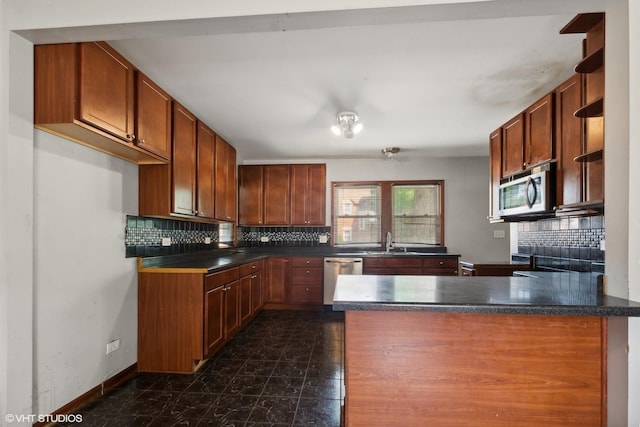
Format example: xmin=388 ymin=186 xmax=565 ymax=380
xmin=332 ymin=184 xmax=381 ymax=247
xmin=332 ymin=181 xmax=444 ymax=248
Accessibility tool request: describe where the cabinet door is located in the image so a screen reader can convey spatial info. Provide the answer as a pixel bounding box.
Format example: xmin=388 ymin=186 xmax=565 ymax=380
xmin=238 ymin=165 xmax=264 ymax=225
xmin=501 ymin=114 xmax=525 ymax=177
xmin=136 ymin=71 xmax=172 ymax=160
xmin=264 ymin=165 xmax=291 ymax=225
xmin=250 ymin=271 xmax=263 ymax=315
xmin=172 ymin=102 xmax=197 ymax=216
xmin=266 ymin=257 xmax=289 ymax=303
xmin=291 ymin=164 xmax=326 ymax=225
xmin=423 ymin=257 xmax=459 ymax=276
xmin=204 ymin=286 xmax=225 ymax=357
xmin=78 ymin=42 xmax=135 ymax=141
xmin=239 ymin=275 xmax=253 ymax=326
xmin=215 ymin=136 xmax=237 ymax=222
xmin=224 ymin=280 xmax=241 ymax=338
xmin=489 ymin=128 xmax=502 ymax=219
xmin=525 ymin=93 xmax=554 ymax=168
xmin=197 ymin=122 xmax=216 ymax=219
xmin=555 ymin=75 xmax=584 ymax=207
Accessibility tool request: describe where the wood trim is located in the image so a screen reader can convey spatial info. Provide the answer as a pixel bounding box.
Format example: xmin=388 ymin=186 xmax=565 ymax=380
xmin=33 ymin=363 xmax=137 ymax=427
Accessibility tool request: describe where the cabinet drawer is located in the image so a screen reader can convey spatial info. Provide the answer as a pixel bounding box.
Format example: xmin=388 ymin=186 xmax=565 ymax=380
xmin=205 ymin=267 xmax=239 ymax=291
xmin=291 ymin=257 xmax=323 ymax=267
xmin=239 ymin=260 xmax=264 ymax=277
xmin=364 ymin=267 xmax=422 ymax=275
xmin=291 ymin=267 xmax=323 ymax=285
xmin=290 ymin=285 xmax=322 ymax=304
xmin=422 ymin=257 xmax=459 ymax=269
xmin=364 ymin=258 xmax=422 ymax=269
xmin=423 ymin=268 xmax=459 ymax=276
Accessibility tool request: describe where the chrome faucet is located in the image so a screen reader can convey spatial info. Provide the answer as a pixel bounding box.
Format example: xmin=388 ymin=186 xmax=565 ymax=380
xmin=385 ymin=231 xmax=394 ymax=253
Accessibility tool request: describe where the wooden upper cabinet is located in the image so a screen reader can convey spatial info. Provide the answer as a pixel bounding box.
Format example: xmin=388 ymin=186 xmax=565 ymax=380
xmin=524 ymin=93 xmax=554 ymax=168
xmin=489 ymin=128 xmax=502 ymax=219
xmin=555 ymin=74 xmax=584 ymax=207
xmin=264 ymin=165 xmax=291 ymax=225
xmin=291 ymin=164 xmax=326 ymax=225
xmin=501 ymin=114 xmax=525 ymax=177
xmin=35 ymin=42 xmax=165 ymax=164
xmin=238 ymin=165 xmax=264 ymax=225
xmin=135 ymin=71 xmax=172 ymax=160
xmin=78 ymin=42 xmax=135 ymax=142
xmin=196 ymin=122 xmax=216 ymax=219
xmin=172 ymin=102 xmax=197 ymax=216
xmin=214 ymin=135 xmax=237 ymax=222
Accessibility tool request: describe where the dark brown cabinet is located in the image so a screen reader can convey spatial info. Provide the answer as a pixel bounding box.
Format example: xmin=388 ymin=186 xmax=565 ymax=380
xmin=501 ymin=114 xmax=525 ymax=177
xmin=290 ymin=257 xmax=323 ymax=305
xmin=266 ymin=257 xmax=289 ymax=304
xmin=35 ymin=42 xmax=166 ymax=164
xmin=239 ymin=260 xmax=264 ymax=326
xmin=214 ymin=135 xmax=237 ymax=222
xmin=488 ymin=128 xmax=502 ymax=220
xmin=291 ymin=164 xmax=326 ymax=225
xmin=560 ymin=13 xmax=605 ymax=211
xmin=196 ymin=122 xmax=216 ymax=219
xmin=238 ymin=165 xmax=291 ymax=225
xmin=172 ymin=102 xmax=198 ymax=216
xmin=136 ymin=71 xmax=172 ymax=160
xmin=524 ymin=93 xmax=554 ymax=169
xmin=364 ymin=256 xmax=459 ymax=276
xmin=422 ymin=256 xmax=459 ymax=275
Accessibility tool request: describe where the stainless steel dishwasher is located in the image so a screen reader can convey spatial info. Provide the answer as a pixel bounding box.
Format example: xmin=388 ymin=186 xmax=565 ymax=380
xmin=324 ymin=257 xmax=363 ymax=304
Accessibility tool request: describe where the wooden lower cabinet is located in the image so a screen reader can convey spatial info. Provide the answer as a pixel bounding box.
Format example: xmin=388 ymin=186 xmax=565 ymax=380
xmin=139 ymin=261 xmax=264 ymax=374
xmin=364 ymin=256 xmax=459 ymax=276
xmin=344 ymin=311 xmax=606 ymax=426
xmin=265 ymin=256 xmax=323 ymax=310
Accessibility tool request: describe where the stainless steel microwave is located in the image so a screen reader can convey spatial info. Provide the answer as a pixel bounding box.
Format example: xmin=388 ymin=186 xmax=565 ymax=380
xmin=498 ymin=166 xmax=554 ymax=217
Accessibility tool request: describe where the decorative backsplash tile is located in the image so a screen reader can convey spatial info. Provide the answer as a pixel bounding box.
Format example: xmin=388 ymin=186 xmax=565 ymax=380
xmin=238 ymin=226 xmax=331 ymax=247
xmin=125 ymin=215 xmax=223 ymax=257
xmin=517 ymin=215 xmax=605 ymax=273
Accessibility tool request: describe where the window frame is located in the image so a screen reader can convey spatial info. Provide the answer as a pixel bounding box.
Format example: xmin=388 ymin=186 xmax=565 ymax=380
xmin=331 ymin=180 xmax=445 ymax=249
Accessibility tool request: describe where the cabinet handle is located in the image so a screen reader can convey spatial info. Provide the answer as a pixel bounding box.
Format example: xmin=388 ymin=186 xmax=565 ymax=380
xmin=306 ymin=260 xmax=310 ymax=264
xmin=252 ymin=265 xmax=256 ymax=269
xmin=138 ymin=138 xmax=145 ymax=144
xmin=306 ymin=270 xmax=310 ymax=274
xmin=127 ymin=133 xmax=136 ymax=142
xmin=523 ymin=162 xmax=527 ymax=167
xmin=305 ymin=288 xmax=310 ymax=292
xmin=439 ymin=261 xmax=444 ymax=265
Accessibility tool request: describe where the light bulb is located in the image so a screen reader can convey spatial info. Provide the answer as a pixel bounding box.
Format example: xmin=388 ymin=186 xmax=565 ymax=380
xmin=331 ymin=125 xmax=342 ymax=136
xmin=352 ymin=122 xmax=363 ymax=134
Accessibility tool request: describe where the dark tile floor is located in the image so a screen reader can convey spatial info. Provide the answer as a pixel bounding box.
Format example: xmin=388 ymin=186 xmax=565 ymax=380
xmin=68 ymin=310 xmax=345 ymax=427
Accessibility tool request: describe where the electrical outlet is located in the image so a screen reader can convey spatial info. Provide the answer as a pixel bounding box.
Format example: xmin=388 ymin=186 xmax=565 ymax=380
xmin=106 ymin=339 xmax=120 ymax=355
xmin=161 ymin=237 xmax=171 ymax=246
xmin=204 ymin=237 xmax=212 ymax=244
xmin=260 ymin=236 xmax=269 ymax=242
xmin=318 ymin=235 xmax=328 ymax=244
xmin=599 ymin=240 xmax=605 ymax=251
xmin=493 ymin=230 xmax=506 ymax=239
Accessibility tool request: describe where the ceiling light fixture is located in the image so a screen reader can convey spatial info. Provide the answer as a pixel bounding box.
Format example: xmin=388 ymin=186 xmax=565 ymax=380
xmin=382 ymin=147 xmax=400 ymax=158
xmin=331 ymin=111 xmax=363 ymax=139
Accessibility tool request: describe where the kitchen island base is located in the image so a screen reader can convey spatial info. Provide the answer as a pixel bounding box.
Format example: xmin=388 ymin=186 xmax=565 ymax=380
xmin=344 ymin=311 xmax=605 ymax=426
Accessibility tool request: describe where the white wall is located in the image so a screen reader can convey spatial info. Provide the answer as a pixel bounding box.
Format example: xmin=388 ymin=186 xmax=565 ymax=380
xmin=32 ymin=131 xmax=139 ymax=415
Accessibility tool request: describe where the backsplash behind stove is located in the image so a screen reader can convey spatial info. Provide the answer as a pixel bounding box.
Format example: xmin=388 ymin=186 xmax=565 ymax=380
xmin=517 ymin=215 xmax=604 ymax=273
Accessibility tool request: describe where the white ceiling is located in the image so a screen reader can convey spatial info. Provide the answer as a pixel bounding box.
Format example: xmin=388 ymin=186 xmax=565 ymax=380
xmin=32 ymin=1 xmax=604 ymax=161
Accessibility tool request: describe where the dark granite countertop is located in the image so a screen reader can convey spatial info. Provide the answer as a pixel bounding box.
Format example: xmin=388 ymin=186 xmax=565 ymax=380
xmin=138 ymin=247 xmax=460 ymax=273
xmin=332 ymin=275 xmax=640 ymax=317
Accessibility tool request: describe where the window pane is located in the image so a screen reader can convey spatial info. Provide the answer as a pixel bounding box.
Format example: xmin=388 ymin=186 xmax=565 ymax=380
xmin=333 ymin=184 xmax=381 ymax=246
xmin=392 ymin=184 xmax=441 ymax=246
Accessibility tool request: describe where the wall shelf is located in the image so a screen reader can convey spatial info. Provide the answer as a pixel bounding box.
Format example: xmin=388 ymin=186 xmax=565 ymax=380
xmin=574 ymin=97 xmax=603 ymax=118
xmin=575 ymin=47 xmax=604 ymax=74
xmin=559 ymin=13 xmax=605 ymax=34
xmin=574 ymin=149 xmax=603 ymax=163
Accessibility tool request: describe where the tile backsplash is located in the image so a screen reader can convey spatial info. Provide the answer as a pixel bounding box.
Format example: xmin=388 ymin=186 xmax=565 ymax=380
xmin=238 ymin=226 xmax=331 ymax=247
xmin=517 ymin=215 xmax=604 ymax=273
xmin=125 ymin=216 xmax=223 ymax=257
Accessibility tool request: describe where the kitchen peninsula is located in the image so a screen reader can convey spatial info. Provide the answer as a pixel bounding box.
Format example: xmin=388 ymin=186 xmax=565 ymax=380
xmin=333 ymin=275 xmax=640 ymax=426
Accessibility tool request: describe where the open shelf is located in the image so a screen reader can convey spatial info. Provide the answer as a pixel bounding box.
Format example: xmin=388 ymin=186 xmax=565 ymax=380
xmin=574 ymin=97 xmax=603 ymax=118
xmin=574 ymin=148 xmax=603 ymax=163
xmin=575 ymin=47 xmax=604 ymax=73
xmin=560 ymin=13 xmax=605 ymax=34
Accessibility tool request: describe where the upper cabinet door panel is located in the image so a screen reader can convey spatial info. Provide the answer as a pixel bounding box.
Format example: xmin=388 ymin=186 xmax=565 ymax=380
xmin=264 ymin=165 xmax=291 ymax=225
xmin=238 ymin=165 xmax=264 ymax=225
xmin=305 ymin=164 xmax=326 ymax=225
xmin=136 ymin=72 xmax=172 ymax=160
xmin=197 ymin=122 xmax=216 ymax=219
xmin=525 ymin=93 xmax=554 ymax=168
xmin=78 ymin=42 xmax=135 ymax=141
xmin=172 ymin=102 xmax=197 ymax=216
xmin=501 ymin=114 xmax=525 ymax=177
